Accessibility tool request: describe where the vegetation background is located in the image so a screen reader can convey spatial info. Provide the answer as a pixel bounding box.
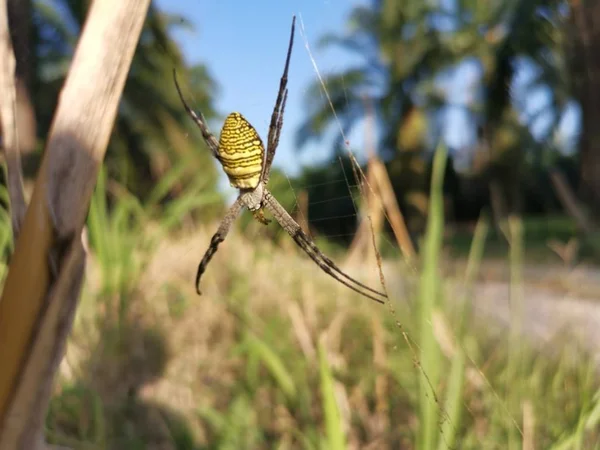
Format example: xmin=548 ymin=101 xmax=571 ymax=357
xmin=2 ymin=0 xmax=600 ymax=448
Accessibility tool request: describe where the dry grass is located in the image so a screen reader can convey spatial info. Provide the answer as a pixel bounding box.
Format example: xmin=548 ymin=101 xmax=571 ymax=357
xmin=41 ymin=221 xmax=600 ymax=450
xmin=50 ymin=225 xmax=400 ymax=448
xmin=39 ymin=154 xmax=600 ymax=450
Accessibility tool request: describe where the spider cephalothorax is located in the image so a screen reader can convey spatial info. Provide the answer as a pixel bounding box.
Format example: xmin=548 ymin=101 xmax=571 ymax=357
xmin=174 ymin=16 xmax=387 ymax=304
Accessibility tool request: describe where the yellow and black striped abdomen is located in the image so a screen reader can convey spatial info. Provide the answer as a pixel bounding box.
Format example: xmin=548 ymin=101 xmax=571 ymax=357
xmin=218 ymin=112 xmax=265 ymax=189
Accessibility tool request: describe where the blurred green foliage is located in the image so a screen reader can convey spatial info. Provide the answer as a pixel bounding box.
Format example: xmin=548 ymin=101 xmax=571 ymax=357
xmin=3 ymin=1 xmax=600 ymax=446
xmin=295 ymin=0 xmax=580 ymax=239
xmin=29 ymin=0 xmax=221 ymax=205
xmin=29 ymin=152 xmax=599 ymax=449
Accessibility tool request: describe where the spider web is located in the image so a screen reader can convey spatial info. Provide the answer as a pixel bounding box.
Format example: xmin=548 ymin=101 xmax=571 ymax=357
xmin=167 ymin=9 xmax=523 ymax=447
xmin=290 ymin=14 xmax=524 ymax=449
xmin=293 ymin=15 xmax=452 ymax=436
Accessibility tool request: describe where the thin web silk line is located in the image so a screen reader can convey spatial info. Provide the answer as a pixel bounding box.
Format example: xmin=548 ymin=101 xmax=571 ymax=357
xmin=297 ymin=15 xmax=519 ymax=442
xmin=298 ymin=15 xmax=350 ymax=148
xmin=297 ymin=14 xmax=462 ymax=446
xmin=297 ymin=14 xmax=383 ymax=234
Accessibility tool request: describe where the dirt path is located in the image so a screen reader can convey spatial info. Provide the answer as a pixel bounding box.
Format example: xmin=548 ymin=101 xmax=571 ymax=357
xmin=464 ymin=280 xmax=600 ymax=367
xmin=382 ymin=262 xmax=600 ymax=367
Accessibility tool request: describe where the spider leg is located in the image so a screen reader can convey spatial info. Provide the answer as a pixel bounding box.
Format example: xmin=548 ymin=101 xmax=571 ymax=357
xmin=263 ymin=190 xmax=387 ymax=304
xmin=294 ymin=231 xmax=386 ymax=304
xmin=263 ymin=16 xmax=295 ymax=184
xmin=270 ymin=89 xmax=288 ymax=159
xmin=195 ymin=197 xmax=244 ymax=295
xmin=173 ymin=69 xmax=221 ymax=160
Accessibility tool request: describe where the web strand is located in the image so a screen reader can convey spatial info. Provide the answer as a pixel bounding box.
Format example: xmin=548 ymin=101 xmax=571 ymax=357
xmin=297 ymin=13 xmax=460 ymax=446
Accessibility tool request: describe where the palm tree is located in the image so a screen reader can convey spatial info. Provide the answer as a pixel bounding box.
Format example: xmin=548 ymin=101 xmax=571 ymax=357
xmin=449 ymin=0 xmax=569 ymax=222
xmin=296 ymin=0 xmax=455 ymax=233
xmin=31 ymin=0 xmax=220 ymax=200
xmin=567 ymin=0 xmax=600 ymax=219
xmin=298 ymin=0 xmax=570 ymax=231
xmin=297 ymin=0 xmax=455 ymax=153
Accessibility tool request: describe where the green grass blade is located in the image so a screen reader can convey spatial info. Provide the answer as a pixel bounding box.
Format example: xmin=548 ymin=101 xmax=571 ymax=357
xmin=550 ymin=387 xmax=600 ymax=450
xmin=418 ymin=143 xmax=448 ymax=450
xmin=457 ymin=213 xmax=489 ymax=335
xmin=145 ymin=155 xmax=195 ymax=207
xmin=437 ymin=342 xmax=465 ymax=450
xmin=87 ymin=166 xmax=112 ymax=290
xmin=318 ymin=340 xmax=346 ymax=450
xmin=507 ymin=216 xmax=524 ymax=448
xmin=246 ymin=334 xmax=297 ymax=401
xmin=161 ymin=192 xmax=221 ymax=231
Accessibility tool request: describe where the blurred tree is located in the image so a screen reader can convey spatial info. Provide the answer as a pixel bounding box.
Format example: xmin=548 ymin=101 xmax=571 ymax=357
xmin=6 ymin=0 xmax=36 ymax=160
xmin=297 ymin=0 xmax=571 ymax=235
xmin=295 ymin=0 xmax=454 ymax=234
xmin=450 ymin=0 xmax=569 ymax=223
xmin=567 ymin=0 xmax=600 ymax=220
xmin=29 ymin=0 xmax=220 ymax=202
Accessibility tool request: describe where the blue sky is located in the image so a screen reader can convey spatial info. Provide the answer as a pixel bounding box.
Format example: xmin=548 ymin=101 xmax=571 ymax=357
xmin=157 ymin=0 xmax=368 ymax=180
xmin=157 ymin=0 xmax=580 ymax=180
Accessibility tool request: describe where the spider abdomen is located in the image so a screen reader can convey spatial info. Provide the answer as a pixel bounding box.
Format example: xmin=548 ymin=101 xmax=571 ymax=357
xmin=218 ymin=112 xmax=265 ymax=189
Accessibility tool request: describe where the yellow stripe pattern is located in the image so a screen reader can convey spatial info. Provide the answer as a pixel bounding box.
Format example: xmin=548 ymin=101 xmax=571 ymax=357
xmin=218 ymin=112 xmax=265 ymax=189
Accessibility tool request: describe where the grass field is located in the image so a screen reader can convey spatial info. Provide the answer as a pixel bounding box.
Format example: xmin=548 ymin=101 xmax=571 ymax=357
xmin=3 ymin=152 xmax=599 ymax=449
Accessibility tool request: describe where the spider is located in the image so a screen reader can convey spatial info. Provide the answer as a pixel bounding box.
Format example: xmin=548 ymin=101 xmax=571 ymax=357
xmin=173 ymin=16 xmax=387 ymax=304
